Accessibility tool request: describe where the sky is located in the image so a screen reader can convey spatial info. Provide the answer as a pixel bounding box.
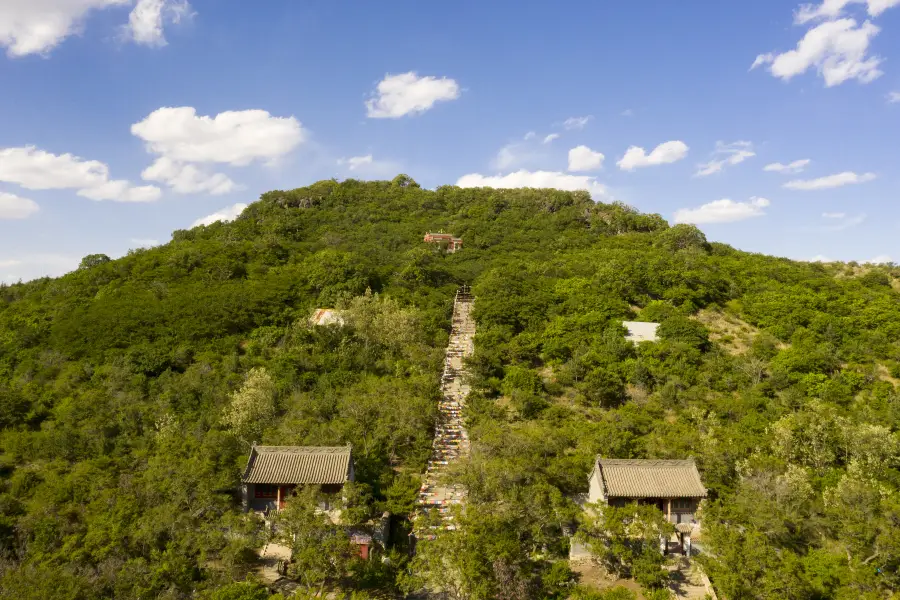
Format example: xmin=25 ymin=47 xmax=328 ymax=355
xmin=1 ymin=0 xmax=899 ymax=282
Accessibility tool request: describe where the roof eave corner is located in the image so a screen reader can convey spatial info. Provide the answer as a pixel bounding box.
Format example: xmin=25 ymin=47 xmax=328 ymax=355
xmin=589 ymin=456 xmax=602 ymax=487
xmin=239 ymin=445 xmax=259 ymax=484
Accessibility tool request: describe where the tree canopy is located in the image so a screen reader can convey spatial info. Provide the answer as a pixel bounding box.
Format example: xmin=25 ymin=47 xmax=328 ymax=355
xmin=1 ymin=178 xmax=899 ymax=598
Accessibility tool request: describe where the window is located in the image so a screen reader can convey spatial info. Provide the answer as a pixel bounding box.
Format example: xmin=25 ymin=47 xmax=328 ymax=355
xmin=672 ymin=499 xmax=693 ymax=511
xmin=255 ymin=484 xmax=277 ymax=499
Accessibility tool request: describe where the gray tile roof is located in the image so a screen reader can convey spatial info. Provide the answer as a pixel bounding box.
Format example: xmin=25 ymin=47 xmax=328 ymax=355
xmin=242 ymin=445 xmax=352 ymax=485
xmin=596 ymin=458 xmax=707 ymax=499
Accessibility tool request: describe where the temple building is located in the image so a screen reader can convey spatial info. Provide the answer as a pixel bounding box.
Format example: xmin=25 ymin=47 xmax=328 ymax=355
xmin=241 ymin=445 xmax=354 ymax=513
xmin=588 ymin=458 xmax=707 ymax=555
xmin=424 ymin=232 xmax=463 ymax=253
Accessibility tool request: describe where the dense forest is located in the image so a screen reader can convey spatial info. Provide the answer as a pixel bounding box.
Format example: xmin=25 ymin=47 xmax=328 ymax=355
xmin=0 ymin=176 xmax=898 ymax=599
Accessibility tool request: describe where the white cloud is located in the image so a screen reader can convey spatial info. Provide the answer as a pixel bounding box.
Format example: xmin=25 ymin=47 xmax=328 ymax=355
xmin=340 ymin=155 xmax=374 ymax=171
xmin=132 ymin=107 xmax=305 ymax=166
xmin=523 ymin=131 xmax=536 ymax=141
xmin=141 ymin=157 xmax=236 ymax=195
xmin=563 ymin=116 xmax=592 ymax=130
xmin=0 ymin=192 xmax=39 ymax=219
xmin=865 ymin=254 xmax=893 ymax=264
xmin=809 ymin=254 xmax=833 ymax=262
xmin=784 ymin=171 xmax=876 ymax=190
xmin=542 ymin=133 xmax=560 ymax=144
xmin=795 ymin=0 xmax=900 ymax=24
xmin=455 ymin=169 xmax=608 ymax=200
xmin=695 ymin=141 xmax=755 ymax=177
xmin=0 ymin=253 xmax=79 ymax=283
xmin=191 ymin=203 xmax=248 ymax=228
xmin=751 ymin=19 xmax=883 ymax=86
xmin=77 ymin=179 xmax=162 ymax=202
xmin=764 ymin=159 xmax=812 ymax=174
xmin=617 ymin=141 xmax=689 ymax=171
xmin=888 ymin=91 xmax=900 ymax=103
xmin=818 ymin=213 xmax=866 ymax=231
xmin=822 ymin=211 xmax=846 ymax=218
xmin=674 ymin=197 xmax=770 ymax=224
xmin=336 ymin=154 xmax=400 ymax=177
xmin=125 ymin=0 xmax=192 ymax=47
xmin=132 ymin=107 xmax=303 ymax=195
xmin=365 ymin=72 xmax=460 ymax=119
xmin=621 ymin=109 xmax=634 ymax=117
xmin=568 ymin=145 xmax=605 ymax=172
xmin=0 ymin=146 xmax=160 ymax=202
xmin=490 ymin=141 xmax=547 ymax=170
xmin=0 ymin=0 xmax=128 ymax=57
xmin=130 ymin=238 xmax=159 ymax=247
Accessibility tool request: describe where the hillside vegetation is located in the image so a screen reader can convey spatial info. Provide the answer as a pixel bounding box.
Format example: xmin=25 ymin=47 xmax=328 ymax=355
xmin=1 ymin=176 xmax=898 ymax=599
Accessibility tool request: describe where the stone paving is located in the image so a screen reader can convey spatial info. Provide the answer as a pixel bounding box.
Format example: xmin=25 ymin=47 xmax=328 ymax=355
xmin=414 ymin=287 xmax=475 ymax=533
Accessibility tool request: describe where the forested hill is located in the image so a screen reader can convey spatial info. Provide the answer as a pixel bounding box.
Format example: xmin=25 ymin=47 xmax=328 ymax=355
xmin=1 ymin=175 xmax=899 ymax=599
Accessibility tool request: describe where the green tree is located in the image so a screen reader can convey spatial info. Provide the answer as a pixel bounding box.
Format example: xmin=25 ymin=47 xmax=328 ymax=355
xmin=576 ymin=503 xmax=674 ymax=590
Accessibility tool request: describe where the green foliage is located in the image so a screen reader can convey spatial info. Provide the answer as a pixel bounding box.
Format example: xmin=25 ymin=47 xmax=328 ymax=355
xmin=78 ymin=253 xmax=111 ymax=269
xmin=576 ymin=502 xmax=674 ymax=587
xmin=1 ymin=179 xmax=899 ymax=598
xmin=203 ymin=581 xmax=281 ymax=600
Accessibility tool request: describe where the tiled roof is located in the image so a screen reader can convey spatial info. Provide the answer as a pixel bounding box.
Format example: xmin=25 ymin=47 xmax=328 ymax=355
xmin=623 ymin=321 xmax=660 ymax=343
xmin=242 ymin=446 xmax=352 ymax=485
xmin=596 ymin=458 xmax=707 ymax=499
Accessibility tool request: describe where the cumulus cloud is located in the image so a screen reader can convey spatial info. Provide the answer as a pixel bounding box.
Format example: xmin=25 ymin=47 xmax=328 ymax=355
xmin=340 ymin=155 xmax=374 ymax=171
xmin=764 ymin=159 xmax=812 ymax=174
xmin=888 ymin=91 xmax=900 ymax=103
xmin=617 ymin=141 xmax=689 ymax=171
xmin=132 ymin=106 xmax=303 ymax=195
xmin=523 ymin=131 xmax=536 ymax=141
xmin=0 ymin=192 xmax=39 ymax=219
xmin=125 ymin=0 xmax=192 ymax=47
xmin=542 ymin=133 xmax=560 ymax=144
xmin=784 ymin=171 xmax=876 ymax=190
xmin=141 ymin=157 xmax=236 ymax=195
xmin=568 ymin=145 xmax=605 ymax=172
xmin=563 ymin=116 xmax=593 ymax=130
xmin=795 ymin=0 xmax=900 ymax=23
xmin=192 ymin=203 xmax=248 ymax=228
xmin=365 ymin=72 xmax=461 ymax=119
xmin=673 ymin=197 xmax=770 ymax=224
xmin=456 ymin=169 xmax=608 ymax=200
xmin=77 ymin=179 xmax=162 ymax=202
xmin=695 ymin=141 xmax=755 ymax=177
xmin=865 ymin=254 xmax=893 ymax=264
xmin=0 ymin=0 xmax=127 ymax=57
xmin=132 ymin=107 xmax=304 ymax=166
xmin=0 ymin=0 xmax=195 ymax=57
xmin=0 ymin=146 xmax=160 ymax=202
xmin=751 ymin=18 xmax=883 ymax=86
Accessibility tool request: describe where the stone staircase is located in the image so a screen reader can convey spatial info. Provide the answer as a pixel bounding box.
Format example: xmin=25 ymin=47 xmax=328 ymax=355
xmin=414 ymin=286 xmax=475 ymax=533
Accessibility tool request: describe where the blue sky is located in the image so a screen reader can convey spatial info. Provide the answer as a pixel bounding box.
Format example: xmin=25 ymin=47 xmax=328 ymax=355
xmin=1 ymin=0 xmax=899 ymax=282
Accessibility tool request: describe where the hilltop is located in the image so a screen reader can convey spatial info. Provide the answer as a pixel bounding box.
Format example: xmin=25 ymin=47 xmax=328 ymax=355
xmin=1 ymin=176 xmax=898 ymax=599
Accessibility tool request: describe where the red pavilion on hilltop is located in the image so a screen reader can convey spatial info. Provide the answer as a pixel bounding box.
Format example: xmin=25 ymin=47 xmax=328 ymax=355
xmin=424 ymin=231 xmax=463 ymax=253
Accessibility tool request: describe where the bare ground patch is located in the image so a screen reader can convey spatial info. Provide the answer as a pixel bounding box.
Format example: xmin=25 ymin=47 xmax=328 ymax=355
xmin=693 ymin=309 xmax=761 ymax=355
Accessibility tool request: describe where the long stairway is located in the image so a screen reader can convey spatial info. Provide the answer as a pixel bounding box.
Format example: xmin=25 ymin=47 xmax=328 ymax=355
xmin=414 ymin=286 xmax=475 ymax=533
